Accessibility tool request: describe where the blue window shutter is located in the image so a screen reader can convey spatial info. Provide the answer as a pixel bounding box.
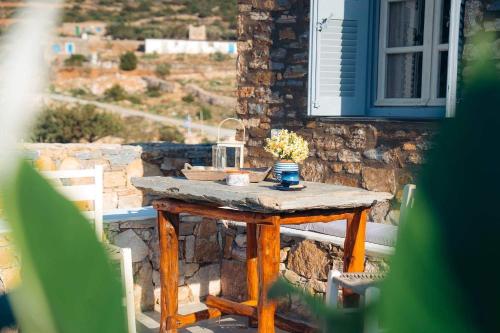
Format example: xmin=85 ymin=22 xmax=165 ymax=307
xmin=308 ymin=0 xmax=371 ymax=116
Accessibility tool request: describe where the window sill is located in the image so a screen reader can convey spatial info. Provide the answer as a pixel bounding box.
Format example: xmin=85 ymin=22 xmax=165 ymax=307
xmin=308 ymin=116 xmax=444 ymax=123
xmin=308 ymin=106 xmax=446 ymax=121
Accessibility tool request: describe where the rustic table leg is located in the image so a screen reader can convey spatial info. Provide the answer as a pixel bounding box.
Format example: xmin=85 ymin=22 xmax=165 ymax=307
xmin=158 ymin=211 xmax=180 ymax=333
xmin=247 ymin=224 xmax=259 ymax=327
xmin=257 ymin=218 xmax=280 ymax=333
xmin=343 ymin=208 xmax=368 ymax=306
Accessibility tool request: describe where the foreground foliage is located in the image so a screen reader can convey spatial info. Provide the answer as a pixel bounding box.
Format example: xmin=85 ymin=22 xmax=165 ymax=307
xmin=2 ymin=163 xmax=127 ymax=332
xmin=270 ymin=39 xmax=500 ymax=333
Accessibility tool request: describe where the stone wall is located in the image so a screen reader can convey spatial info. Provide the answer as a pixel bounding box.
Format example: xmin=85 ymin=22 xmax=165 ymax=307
xmin=236 ymin=0 xmax=496 ymax=223
xmin=462 ymin=0 xmax=500 ymax=78
xmin=0 ymin=233 xmax=20 ymax=294
xmin=219 ymin=223 xmax=388 ymax=320
xmin=23 ymin=143 xmax=212 ymax=210
xmin=104 ymin=216 xmax=388 ymax=318
xmin=105 ymin=214 xmax=223 ymax=312
xmin=1 ymin=143 xmax=213 ymax=296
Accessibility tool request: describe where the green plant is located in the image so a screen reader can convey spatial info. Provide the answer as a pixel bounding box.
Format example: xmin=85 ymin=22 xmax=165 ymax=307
xmin=158 ymin=125 xmax=185 ymax=143
xmin=69 ymin=88 xmax=88 ymax=97
xmin=127 ymin=95 xmax=142 ymax=104
xmin=182 ymin=94 xmax=194 ymax=103
xmin=198 ymin=106 xmax=212 ymax=120
xmin=210 ymin=51 xmax=227 ymax=62
xmin=63 ymin=54 xmax=88 ymax=67
xmin=155 ymin=63 xmax=171 ymax=78
xmin=119 ymin=51 xmax=137 ymax=71
xmin=106 ymin=23 xmax=137 ymax=40
xmin=269 ymin=36 xmax=500 ymax=333
xmin=1 ymin=162 xmax=127 ymax=332
xmin=31 ymin=105 xmax=123 ymax=143
xmin=146 ymin=85 xmax=162 ymax=98
xmin=104 ymin=84 xmax=127 ymax=101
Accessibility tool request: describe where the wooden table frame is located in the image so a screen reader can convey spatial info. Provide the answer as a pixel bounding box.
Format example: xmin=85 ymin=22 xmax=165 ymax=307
xmin=154 ymin=198 xmax=369 ymax=333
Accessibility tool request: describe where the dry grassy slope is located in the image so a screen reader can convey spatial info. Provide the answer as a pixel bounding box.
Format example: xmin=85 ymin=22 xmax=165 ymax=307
xmin=63 ymin=0 xmax=237 ymax=40
xmin=52 ymin=53 xmax=237 ymax=127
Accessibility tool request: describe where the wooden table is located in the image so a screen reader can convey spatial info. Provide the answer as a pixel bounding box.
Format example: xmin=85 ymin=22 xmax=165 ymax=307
xmin=133 ymin=177 xmax=392 ymax=333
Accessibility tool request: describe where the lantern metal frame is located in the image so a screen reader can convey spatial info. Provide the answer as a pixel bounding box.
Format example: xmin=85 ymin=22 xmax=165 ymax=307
xmin=214 ymin=118 xmax=245 ymax=169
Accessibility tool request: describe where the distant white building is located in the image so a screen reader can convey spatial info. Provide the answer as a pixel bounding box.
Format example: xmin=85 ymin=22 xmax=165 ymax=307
xmin=145 ymin=39 xmax=237 ymax=55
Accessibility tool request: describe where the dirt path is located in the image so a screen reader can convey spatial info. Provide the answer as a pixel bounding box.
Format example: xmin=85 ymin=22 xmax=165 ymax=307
xmin=44 ymin=94 xmax=235 ymax=138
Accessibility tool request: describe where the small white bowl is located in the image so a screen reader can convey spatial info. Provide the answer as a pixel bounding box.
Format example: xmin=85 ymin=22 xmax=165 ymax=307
xmin=226 ymin=172 xmax=250 ymax=186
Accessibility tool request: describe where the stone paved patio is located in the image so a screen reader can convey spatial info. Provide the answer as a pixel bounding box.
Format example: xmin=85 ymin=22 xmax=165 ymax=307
xmin=136 ymin=303 xmax=286 ymax=333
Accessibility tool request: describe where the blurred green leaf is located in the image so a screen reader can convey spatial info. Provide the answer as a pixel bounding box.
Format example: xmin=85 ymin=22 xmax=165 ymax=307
xmin=3 ymin=162 xmax=127 ymax=333
xmin=269 ymin=35 xmax=500 ymax=333
xmin=269 ymin=278 xmax=364 ymax=333
xmin=382 ymin=35 xmax=500 ymax=333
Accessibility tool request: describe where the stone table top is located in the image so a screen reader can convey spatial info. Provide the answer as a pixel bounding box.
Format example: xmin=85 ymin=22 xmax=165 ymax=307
xmin=132 ymin=177 xmax=393 ymax=213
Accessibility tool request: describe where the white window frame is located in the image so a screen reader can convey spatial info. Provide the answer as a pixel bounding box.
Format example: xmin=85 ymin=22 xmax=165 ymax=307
xmin=376 ymin=0 xmax=449 ymax=107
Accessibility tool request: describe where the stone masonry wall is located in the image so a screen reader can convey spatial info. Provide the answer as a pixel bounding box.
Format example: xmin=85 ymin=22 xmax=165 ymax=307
xmin=105 ymin=214 xmax=223 ymax=312
xmin=104 ymin=216 xmax=388 ymax=318
xmin=23 ymin=143 xmax=212 ymax=210
xmin=2 ymin=142 xmax=388 ymax=322
xmin=1 ymin=143 xmax=212 ymax=295
xmin=0 ymin=233 xmax=20 ymax=294
xmin=218 ymin=223 xmax=388 ymax=320
xmin=462 ymin=1 xmax=500 ymax=78
xmin=237 ymin=0 xmax=496 ymax=223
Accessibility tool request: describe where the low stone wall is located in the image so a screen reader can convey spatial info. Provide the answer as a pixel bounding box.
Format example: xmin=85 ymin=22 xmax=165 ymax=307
xmin=23 ymin=143 xmax=212 ymax=210
xmin=0 ymin=233 xmax=20 ymax=294
xmin=2 ymin=141 xmax=388 ymax=322
xmin=105 ymin=215 xmax=224 ymax=312
xmin=105 ymin=216 xmax=388 ymax=319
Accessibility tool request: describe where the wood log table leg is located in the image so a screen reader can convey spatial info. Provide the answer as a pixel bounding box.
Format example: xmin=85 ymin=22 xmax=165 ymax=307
xmin=342 ymin=208 xmax=368 ymax=306
xmin=257 ymin=218 xmax=280 ymax=333
xmin=247 ymin=223 xmax=258 ymax=327
xmin=158 ymin=211 xmax=180 ymax=333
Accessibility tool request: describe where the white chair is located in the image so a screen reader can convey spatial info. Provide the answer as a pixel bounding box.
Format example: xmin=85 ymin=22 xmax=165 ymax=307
xmin=42 ymin=166 xmax=136 ymax=333
xmin=325 ymin=184 xmax=416 ymax=333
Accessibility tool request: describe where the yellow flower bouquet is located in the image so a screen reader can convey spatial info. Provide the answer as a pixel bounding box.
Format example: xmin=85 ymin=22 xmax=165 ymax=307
xmin=264 ymin=130 xmax=309 ymax=163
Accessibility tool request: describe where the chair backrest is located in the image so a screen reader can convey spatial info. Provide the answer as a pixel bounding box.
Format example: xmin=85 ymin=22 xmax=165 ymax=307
xmin=42 ymin=166 xmax=104 ymax=241
xmin=399 ymin=184 xmax=416 ymax=224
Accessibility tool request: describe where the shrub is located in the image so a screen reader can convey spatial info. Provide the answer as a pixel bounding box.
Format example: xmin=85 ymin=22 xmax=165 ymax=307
xmin=182 ymin=94 xmax=194 ymax=103
xmin=146 ymin=86 xmax=162 ymax=98
xmin=210 ymin=51 xmax=227 ymax=62
xmin=104 ymin=84 xmax=127 ymax=101
xmin=64 ymin=54 xmax=88 ymax=67
xmin=32 ymin=105 xmax=123 ymax=143
xmin=198 ymin=106 xmax=212 ymax=120
xmin=129 ymin=95 xmax=143 ymax=104
xmin=106 ymin=23 xmax=137 ymax=40
xmin=155 ymin=63 xmax=171 ymax=78
xmin=69 ymin=88 xmax=88 ymax=97
xmin=119 ymin=51 xmax=138 ymax=71
xmin=158 ymin=126 xmax=184 ymax=143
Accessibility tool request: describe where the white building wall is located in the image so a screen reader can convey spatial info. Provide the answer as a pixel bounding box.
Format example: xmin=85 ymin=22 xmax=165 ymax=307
xmin=145 ymin=39 xmax=237 ymax=55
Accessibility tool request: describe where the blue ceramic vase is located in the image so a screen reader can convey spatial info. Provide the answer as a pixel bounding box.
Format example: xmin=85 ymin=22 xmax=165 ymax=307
xmin=273 ymin=160 xmax=299 ymax=182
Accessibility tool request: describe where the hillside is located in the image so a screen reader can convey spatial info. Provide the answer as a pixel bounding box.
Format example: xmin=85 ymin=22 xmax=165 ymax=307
xmin=63 ymin=0 xmax=238 ymax=40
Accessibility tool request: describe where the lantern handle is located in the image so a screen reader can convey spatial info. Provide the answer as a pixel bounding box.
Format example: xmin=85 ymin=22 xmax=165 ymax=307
xmin=217 ymin=118 xmax=245 ymax=143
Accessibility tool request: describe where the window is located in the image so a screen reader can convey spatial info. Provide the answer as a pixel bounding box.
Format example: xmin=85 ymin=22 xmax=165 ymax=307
xmin=308 ymin=0 xmax=463 ymax=118
xmin=376 ymin=0 xmax=450 ymax=106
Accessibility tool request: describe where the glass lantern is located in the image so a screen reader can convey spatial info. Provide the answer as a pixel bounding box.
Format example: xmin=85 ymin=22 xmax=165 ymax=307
xmin=212 ymin=118 xmax=245 ymax=170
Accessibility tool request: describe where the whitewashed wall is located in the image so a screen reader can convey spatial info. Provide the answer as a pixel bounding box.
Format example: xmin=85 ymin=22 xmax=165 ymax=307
xmin=145 ymin=39 xmax=237 ymax=55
